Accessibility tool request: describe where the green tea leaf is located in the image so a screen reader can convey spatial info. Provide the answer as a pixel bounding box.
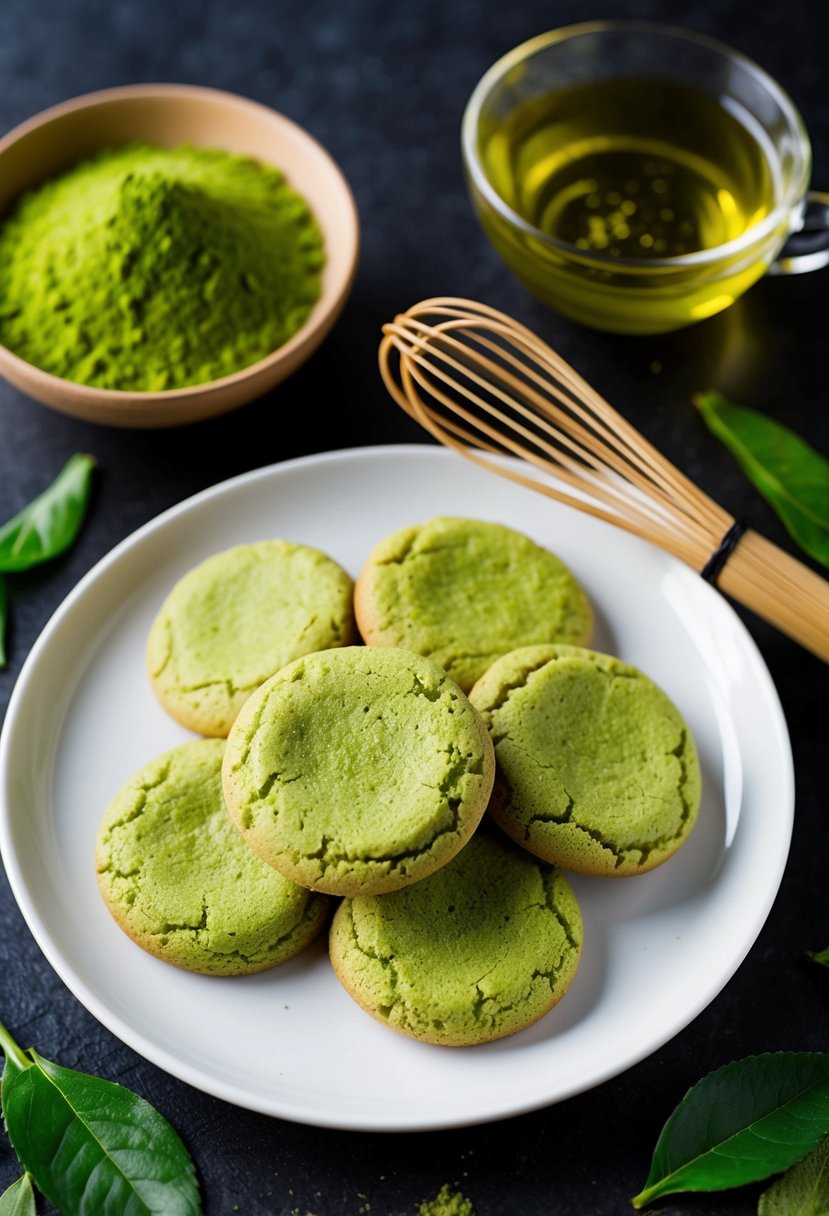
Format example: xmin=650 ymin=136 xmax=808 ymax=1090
xmin=694 ymin=392 xmax=829 ymax=568
xmin=0 ymin=1175 xmax=36 ymax=1216
xmin=758 ymin=1136 xmax=829 ymax=1215
xmin=0 ymin=453 xmax=96 ymax=573
xmin=808 ymin=947 xmax=829 ymax=969
xmin=1 ymin=1047 xmax=202 ymax=1216
xmin=0 ymin=575 xmax=6 ymax=669
xmin=631 ymin=1053 xmax=829 ymax=1208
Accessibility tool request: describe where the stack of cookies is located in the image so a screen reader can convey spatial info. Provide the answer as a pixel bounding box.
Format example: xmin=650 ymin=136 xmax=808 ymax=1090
xmin=96 ymin=518 xmax=701 ymax=1047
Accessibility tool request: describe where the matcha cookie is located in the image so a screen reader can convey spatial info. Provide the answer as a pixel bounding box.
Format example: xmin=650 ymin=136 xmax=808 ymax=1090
xmin=469 ymin=645 xmax=702 ymax=876
xmin=222 ymin=646 xmax=495 ymax=896
xmin=96 ymin=738 xmax=329 ymax=975
xmin=329 ymin=828 xmax=583 ymax=1046
xmin=354 ymin=517 xmax=592 ymax=692
xmin=147 ymin=539 xmax=356 ymax=736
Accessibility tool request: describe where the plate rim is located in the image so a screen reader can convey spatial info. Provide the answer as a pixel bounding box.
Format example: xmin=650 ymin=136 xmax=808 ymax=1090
xmin=0 ymin=443 xmax=795 ymax=1130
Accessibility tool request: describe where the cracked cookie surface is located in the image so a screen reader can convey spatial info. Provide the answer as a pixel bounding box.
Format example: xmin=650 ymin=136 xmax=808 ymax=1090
xmin=329 ymin=828 xmax=582 ymax=1045
xmin=96 ymin=738 xmax=329 ymax=974
xmin=469 ymin=644 xmax=702 ymax=876
xmin=147 ymin=539 xmax=356 ymax=736
xmin=222 ymin=647 xmax=495 ymax=896
xmin=354 ymin=517 xmax=592 ymax=692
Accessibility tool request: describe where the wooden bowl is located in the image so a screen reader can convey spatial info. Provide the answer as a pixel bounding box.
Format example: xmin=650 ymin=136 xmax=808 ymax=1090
xmin=0 ymin=85 xmax=360 ymax=428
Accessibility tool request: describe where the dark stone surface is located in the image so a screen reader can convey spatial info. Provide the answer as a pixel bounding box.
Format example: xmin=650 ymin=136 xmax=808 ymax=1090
xmin=0 ymin=1 xmax=826 ymax=1213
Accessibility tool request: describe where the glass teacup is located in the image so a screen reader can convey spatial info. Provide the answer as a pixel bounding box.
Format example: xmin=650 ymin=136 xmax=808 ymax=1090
xmin=462 ymin=22 xmax=829 ymax=334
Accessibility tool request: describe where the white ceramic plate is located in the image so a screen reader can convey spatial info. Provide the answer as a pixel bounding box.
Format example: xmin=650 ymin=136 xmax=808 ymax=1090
xmin=0 ymin=446 xmax=793 ymax=1131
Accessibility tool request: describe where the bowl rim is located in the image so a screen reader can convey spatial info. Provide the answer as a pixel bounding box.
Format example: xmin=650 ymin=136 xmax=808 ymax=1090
xmin=460 ymin=19 xmax=812 ymax=271
xmin=0 ymin=82 xmax=360 ymax=403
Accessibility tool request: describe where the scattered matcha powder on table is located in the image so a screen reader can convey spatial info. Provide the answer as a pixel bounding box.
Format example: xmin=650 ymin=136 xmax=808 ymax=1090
xmin=0 ymin=142 xmax=324 ymax=391
xmin=417 ymin=1184 xmax=476 ymax=1216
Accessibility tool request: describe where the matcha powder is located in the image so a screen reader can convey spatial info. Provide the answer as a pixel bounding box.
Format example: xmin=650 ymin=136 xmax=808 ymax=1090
xmin=417 ymin=1185 xmax=476 ymax=1216
xmin=0 ymin=143 xmax=325 ymax=391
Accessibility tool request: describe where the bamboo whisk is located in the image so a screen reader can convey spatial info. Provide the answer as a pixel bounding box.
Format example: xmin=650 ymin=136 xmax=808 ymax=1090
xmin=379 ymin=297 xmax=829 ymax=663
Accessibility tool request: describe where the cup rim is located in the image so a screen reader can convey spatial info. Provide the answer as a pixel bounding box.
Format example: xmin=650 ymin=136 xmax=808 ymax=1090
xmin=461 ymin=19 xmax=812 ymax=270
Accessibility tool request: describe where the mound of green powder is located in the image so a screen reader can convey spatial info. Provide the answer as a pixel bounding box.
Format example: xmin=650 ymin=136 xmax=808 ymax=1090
xmin=0 ymin=142 xmax=325 ymax=391
xmin=417 ymin=1185 xmax=476 ymax=1216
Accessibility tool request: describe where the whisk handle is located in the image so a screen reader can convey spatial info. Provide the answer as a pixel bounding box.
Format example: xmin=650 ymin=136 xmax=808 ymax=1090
xmin=718 ymin=530 xmax=829 ymax=662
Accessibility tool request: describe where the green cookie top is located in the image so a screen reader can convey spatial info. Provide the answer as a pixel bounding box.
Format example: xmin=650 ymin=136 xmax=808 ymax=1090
xmin=469 ymin=645 xmax=702 ymax=876
xmin=355 ymin=517 xmax=592 ymax=692
xmin=147 ymin=539 xmax=356 ymax=736
xmin=222 ymin=647 xmax=495 ymax=896
xmin=329 ymin=828 xmax=583 ymax=1046
xmin=96 ymin=738 xmax=328 ymax=975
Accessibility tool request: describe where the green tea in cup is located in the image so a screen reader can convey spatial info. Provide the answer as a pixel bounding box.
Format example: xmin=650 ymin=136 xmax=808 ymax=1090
xmin=463 ymin=23 xmax=827 ymax=334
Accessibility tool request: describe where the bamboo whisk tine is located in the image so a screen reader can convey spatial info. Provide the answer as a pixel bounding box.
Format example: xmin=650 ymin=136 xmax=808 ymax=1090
xmin=379 ymin=297 xmax=829 ymax=663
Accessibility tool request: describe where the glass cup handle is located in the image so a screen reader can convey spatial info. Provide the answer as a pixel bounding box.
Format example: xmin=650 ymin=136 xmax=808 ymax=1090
xmin=770 ymin=191 xmax=829 ymax=275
